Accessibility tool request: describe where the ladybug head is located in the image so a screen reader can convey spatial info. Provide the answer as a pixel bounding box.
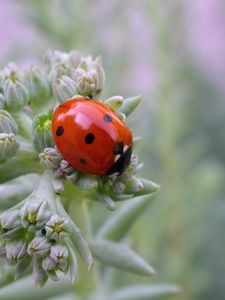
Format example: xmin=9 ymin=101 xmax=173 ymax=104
xmin=106 ymin=145 xmax=132 ymax=175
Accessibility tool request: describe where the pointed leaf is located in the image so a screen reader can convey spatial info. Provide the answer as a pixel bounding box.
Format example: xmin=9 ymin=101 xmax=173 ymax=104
xmin=91 ymin=240 xmax=155 ymax=276
xmin=0 ymin=276 xmax=72 ymax=300
xmin=97 ymin=194 xmax=156 ymax=241
xmin=119 ymin=96 xmax=141 ymax=117
xmin=110 ymin=284 xmax=180 ymax=300
xmin=56 ymin=197 xmax=93 ymax=269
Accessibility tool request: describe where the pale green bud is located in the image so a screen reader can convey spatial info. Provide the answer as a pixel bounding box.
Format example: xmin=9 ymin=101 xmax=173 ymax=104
xmin=45 ymin=215 xmax=70 ymax=241
xmin=5 ymin=239 xmax=27 ymax=261
xmin=105 ymin=96 xmax=124 ymax=110
xmin=0 ymin=110 xmax=18 ymax=134
xmin=69 ymin=51 xmax=82 ymax=68
xmin=44 ymin=50 xmax=69 ymax=69
xmin=20 ymin=195 xmax=51 ymax=228
xmin=2 ymin=78 xmax=29 ymax=111
xmin=72 ymin=57 xmax=105 ymax=98
xmin=28 ymin=236 xmax=51 ymax=257
xmin=42 ymin=256 xmax=56 ymax=271
xmin=1 ymin=63 xmax=22 ymax=82
xmin=0 ymin=133 xmax=19 ymax=160
xmin=0 ymin=210 xmax=23 ymax=238
xmin=24 ymin=65 xmax=50 ymax=103
xmin=125 ymin=176 xmax=144 ymax=193
xmin=60 ymin=159 xmax=74 ymax=174
xmin=50 ymin=244 xmax=68 ymax=263
xmin=39 ymin=147 xmax=62 ymax=169
xmin=52 ymin=75 xmax=77 ymax=103
xmin=32 ymin=111 xmax=54 ymax=152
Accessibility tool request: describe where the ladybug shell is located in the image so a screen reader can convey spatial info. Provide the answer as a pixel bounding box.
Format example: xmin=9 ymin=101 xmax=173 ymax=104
xmin=52 ymin=98 xmax=133 ymax=176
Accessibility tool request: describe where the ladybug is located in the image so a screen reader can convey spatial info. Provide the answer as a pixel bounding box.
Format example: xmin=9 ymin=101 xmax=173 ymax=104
xmin=52 ymin=97 xmax=133 ymax=176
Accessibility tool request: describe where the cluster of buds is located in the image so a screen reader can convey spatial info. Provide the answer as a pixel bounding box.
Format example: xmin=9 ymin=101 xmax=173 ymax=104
xmin=39 ymin=146 xmax=159 ymax=210
xmin=0 ymin=110 xmax=20 ymax=160
xmin=49 ymin=50 xmax=105 ymax=102
xmin=0 ymin=172 xmax=91 ymax=286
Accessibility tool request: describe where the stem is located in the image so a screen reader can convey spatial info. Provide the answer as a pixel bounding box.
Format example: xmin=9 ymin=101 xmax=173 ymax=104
xmin=14 ymin=111 xmax=33 ymax=141
xmin=17 ymin=139 xmax=39 ymax=161
xmin=68 ymin=189 xmax=100 ymax=298
xmin=0 ymin=158 xmax=42 ymax=184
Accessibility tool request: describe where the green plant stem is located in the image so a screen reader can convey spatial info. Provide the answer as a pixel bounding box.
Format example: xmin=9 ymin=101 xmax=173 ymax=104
xmin=14 ymin=111 xmax=33 ymax=140
xmin=68 ymin=192 xmax=100 ymax=298
xmin=0 ymin=158 xmax=42 ymax=183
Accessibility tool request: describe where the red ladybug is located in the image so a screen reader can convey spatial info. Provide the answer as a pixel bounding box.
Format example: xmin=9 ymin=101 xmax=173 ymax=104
xmin=52 ymin=97 xmax=133 ymax=176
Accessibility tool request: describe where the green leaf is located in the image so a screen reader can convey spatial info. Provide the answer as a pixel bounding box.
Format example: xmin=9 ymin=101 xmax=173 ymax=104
xmin=110 ymin=284 xmax=180 ymax=300
xmin=90 ymin=240 xmax=155 ymax=276
xmin=0 ymin=276 xmax=73 ymax=300
xmin=56 ymin=197 xmax=93 ymax=270
xmin=127 ymin=178 xmax=160 ymax=196
xmin=96 ymin=194 xmax=156 ymax=241
xmin=118 ymin=96 xmax=141 ymax=117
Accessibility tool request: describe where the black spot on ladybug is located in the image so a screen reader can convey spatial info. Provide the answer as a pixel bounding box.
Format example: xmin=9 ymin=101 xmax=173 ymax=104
xmin=56 ymin=126 xmax=64 ymax=136
xmin=80 ymin=158 xmax=87 ymax=165
xmin=85 ymin=133 xmax=95 ymax=144
xmin=112 ymin=141 xmax=124 ymax=155
xmin=103 ymin=114 xmax=112 ymax=123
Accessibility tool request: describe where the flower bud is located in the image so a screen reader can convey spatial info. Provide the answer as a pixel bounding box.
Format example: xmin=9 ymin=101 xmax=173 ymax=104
xmin=50 ymin=244 xmax=68 ymax=263
xmin=0 ymin=110 xmax=18 ymax=134
xmin=24 ymin=65 xmax=50 ymax=104
xmin=69 ymin=51 xmax=82 ymax=68
xmin=72 ymin=57 xmax=105 ymax=98
xmin=124 ymin=176 xmax=144 ymax=193
xmin=44 ymin=50 xmax=69 ymax=69
xmin=60 ymin=159 xmax=74 ymax=174
xmin=20 ymin=194 xmax=51 ymax=228
xmin=42 ymin=256 xmax=56 ymax=271
xmin=1 ymin=63 xmax=22 ymax=81
xmin=52 ymin=75 xmax=77 ymax=103
xmin=39 ymin=147 xmax=62 ymax=169
xmin=28 ymin=236 xmax=51 ymax=257
xmin=0 ymin=133 xmax=19 ymax=160
xmin=2 ymin=78 xmax=29 ymax=111
xmin=32 ymin=111 xmax=54 ymax=152
xmin=5 ymin=239 xmax=27 ymax=262
xmin=0 ymin=210 xmax=21 ymax=230
xmin=104 ymin=96 xmax=124 ymax=110
xmin=45 ymin=215 xmax=70 ymax=241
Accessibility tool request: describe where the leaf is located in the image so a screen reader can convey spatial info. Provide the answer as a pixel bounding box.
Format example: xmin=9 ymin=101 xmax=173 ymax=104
xmin=96 ymin=194 xmax=156 ymax=241
xmin=90 ymin=240 xmax=155 ymax=276
xmin=0 ymin=276 xmax=72 ymax=300
xmin=110 ymin=284 xmax=180 ymax=300
xmin=118 ymin=96 xmax=141 ymax=117
xmin=56 ymin=197 xmax=93 ymax=270
xmin=127 ymin=178 xmax=160 ymax=196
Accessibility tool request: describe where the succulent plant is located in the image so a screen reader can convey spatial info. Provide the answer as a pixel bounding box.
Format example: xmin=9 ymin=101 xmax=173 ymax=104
xmin=0 ymin=50 xmax=179 ymax=300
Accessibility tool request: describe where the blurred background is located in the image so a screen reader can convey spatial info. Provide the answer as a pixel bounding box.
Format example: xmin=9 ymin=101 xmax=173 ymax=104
xmin=1 ymin=0 xmax=225 ymax=299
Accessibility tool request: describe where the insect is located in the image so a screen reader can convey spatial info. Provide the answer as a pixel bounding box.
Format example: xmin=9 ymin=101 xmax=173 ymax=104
xmin=52 ymin=97 xmax=133 ymax=176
